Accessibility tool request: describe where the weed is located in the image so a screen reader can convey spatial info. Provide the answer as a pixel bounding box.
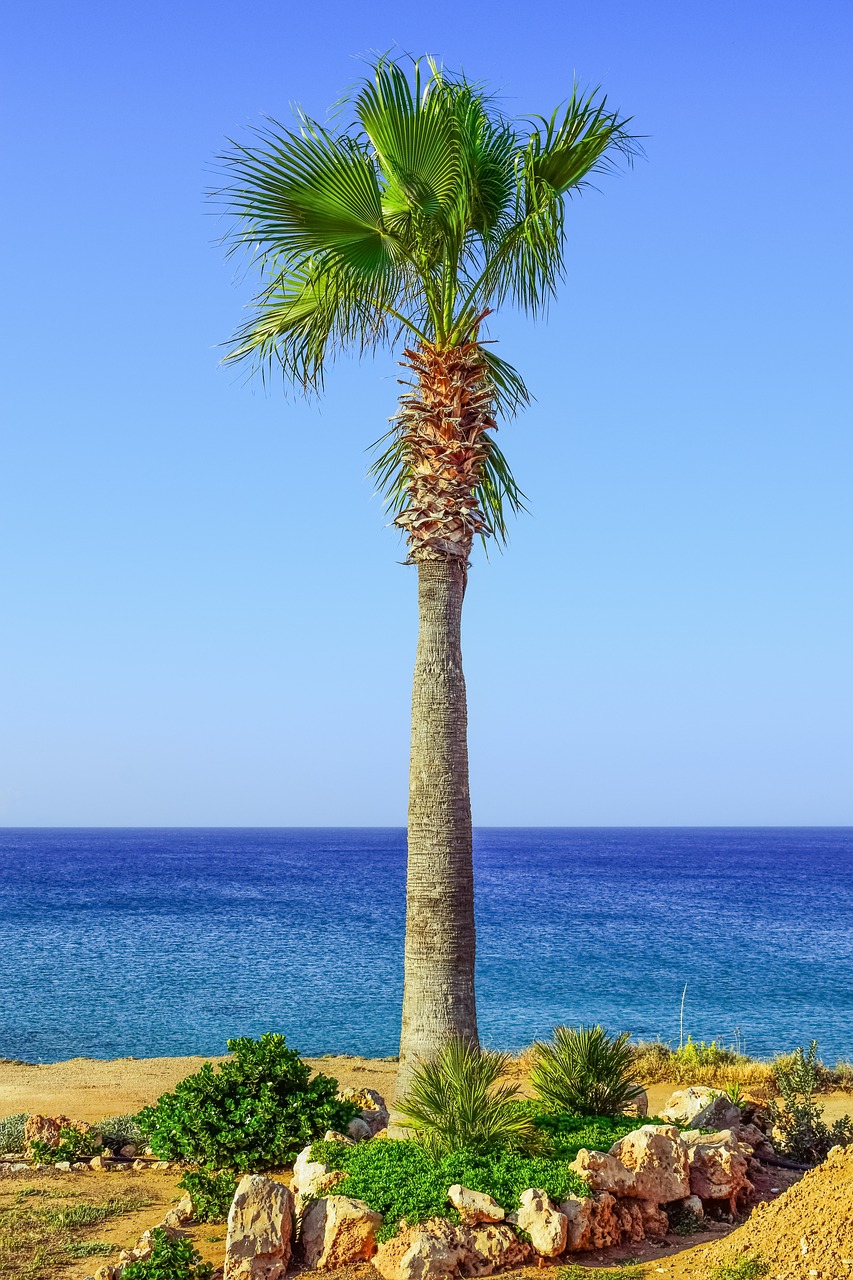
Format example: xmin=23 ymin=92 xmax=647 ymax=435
xmin=559 ymin=1266 xmax=643 ymax=1279
xmin=767 ymin=1041 xmax=853 ymax=1163
xmin=64 ymin=1240 xmax=114 ymax=1258
xmin=121 ymin=1227 xmax=213 ymax=1279
xmin=43 ymin=1195 xmax=147 ymax=1228
xmin=708 ymin=1255 xmax=770 ymax=1279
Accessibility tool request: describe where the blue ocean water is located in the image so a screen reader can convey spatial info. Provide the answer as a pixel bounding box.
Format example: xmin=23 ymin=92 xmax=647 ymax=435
xmin=0 ymin=828 xmax=851 ymax=1065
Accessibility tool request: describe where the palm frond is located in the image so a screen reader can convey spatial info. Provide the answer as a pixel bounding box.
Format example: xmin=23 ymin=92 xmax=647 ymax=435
xmin=356 ymin=58 xmax=461 ymax=222
xmin=529 ymin=1025 xmax=644 ymax=1117
xmin=397 ymin=1036 xmax=536 ymax=1156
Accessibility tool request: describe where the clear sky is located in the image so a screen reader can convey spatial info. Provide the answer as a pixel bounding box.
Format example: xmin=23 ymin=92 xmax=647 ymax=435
xmin=2 ymin=0 xmax=851 ymax=826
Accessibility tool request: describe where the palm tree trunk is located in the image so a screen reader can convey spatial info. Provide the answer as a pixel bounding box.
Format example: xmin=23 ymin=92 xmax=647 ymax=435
xmin=396 ymin=555 xmax=478 ymax=1104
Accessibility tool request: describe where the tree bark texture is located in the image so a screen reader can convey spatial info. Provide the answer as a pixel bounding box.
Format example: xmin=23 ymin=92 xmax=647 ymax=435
xmin=396 ymin=555 xmax=479 ymax=1102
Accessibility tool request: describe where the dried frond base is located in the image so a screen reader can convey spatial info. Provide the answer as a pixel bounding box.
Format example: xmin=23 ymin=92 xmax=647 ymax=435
xmin=393 ymin=342 xmax=496 ymax=562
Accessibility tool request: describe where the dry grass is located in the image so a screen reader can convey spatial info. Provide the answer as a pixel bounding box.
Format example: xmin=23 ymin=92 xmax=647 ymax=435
xmin=508 ymin=1040 xmax=853 ymax=1100
xmin=0 ymin=1183 xmax=148 ymax=1279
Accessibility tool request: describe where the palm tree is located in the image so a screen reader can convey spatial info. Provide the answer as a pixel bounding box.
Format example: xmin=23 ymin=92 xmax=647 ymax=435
xmin=217 ymin=56 xmax=636 ymax=1100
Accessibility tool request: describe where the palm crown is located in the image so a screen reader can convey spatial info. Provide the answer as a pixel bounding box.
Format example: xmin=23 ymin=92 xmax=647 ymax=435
xmin=219 ymin=56 xmax=636 ymax=553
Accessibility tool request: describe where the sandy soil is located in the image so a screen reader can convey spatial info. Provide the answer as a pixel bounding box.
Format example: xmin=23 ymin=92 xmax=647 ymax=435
xmin=0 ymin=1055 xmax=399 ymax=1122
xmin=3 ymin=1054 xmax=850 ymax=1127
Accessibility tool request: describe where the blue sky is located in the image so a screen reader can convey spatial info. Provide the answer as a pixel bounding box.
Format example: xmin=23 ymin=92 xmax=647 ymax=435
xmin=2 ymin=0 xmax=851 ymax=825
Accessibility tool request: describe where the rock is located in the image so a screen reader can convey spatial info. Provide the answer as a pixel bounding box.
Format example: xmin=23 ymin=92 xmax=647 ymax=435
xmin=690 ymin=1096 xmax=743 ymax=1132
xmin=558 ymin=1192 xmax=623 ymax=1251
xmin=301 ymin=1195 xmax=382 ymax=1268
xmin=675 ymin=1193 xmax=705 ymax=1223
xmin=346 ymin=1117 xmax=373 ymax=1142
xmin=54 ymin=1161 xmax=72 ymax=1171
xmin=89 ymin=1155 xmax=112 ymax=1171
xmin=133 ymin=1159 xmax=148 ymax=1170
xmin=338 ymin=1087 xmax=390 ymax=1136
xmin=120 ymin=1143 xmax=138 ymax=1158
xmin=624 ymin=1087 xmax=649 ymax=1117
xmin=93 ymin=1267 xmax=118 ymax=1280
xmin=72 ymin=1161 xmax=90 ymax=1171
xmin=447 ymin=1185 xmax=505 ymax=1225
xmin=9 ymin=1162 xmax=30 ymax=1173
xmin=162 ymin=1192 xmax=195 ymax=1228
xmin=659 ymin=1087 xmax=719 ymax=1125
xmin=291 ymin=1145 xmax=346 ymax=1201
xmin=224 ymin=1174 xmax=293 ymax=1279
xmin=513 ymin=1187 xmax=567 ymax=1256
xmin=609 ymin=1125 xmax=690 ymax=1202
xmin=323 ymin=1131 xmax=355 ymax=1145
xmin=373 ymin=1217 xmax=528 ymax=1280
xmin=25 ymin=1115 xmax=67 ymax=1149
xmin=682 ymin=1129 xmax=752 ymax=1213
xmin=153 ymin=1160 xmax=171 ymax=1169
xmin=374 ymin=1217 xmax=466 ymax=1280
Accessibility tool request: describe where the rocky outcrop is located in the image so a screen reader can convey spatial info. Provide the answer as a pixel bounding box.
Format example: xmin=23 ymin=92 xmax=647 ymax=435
xmin=291 ymin=1145 xmax=346 ymax=1202
xmin=224 ymin=1174 xmax=293 ymax=1279
xmin=571 ymin=1124 xmax=690 ymax=1203
xmin=682 ymin=1129 xmax=753 ymax=1212
xmin=373 ymin=1218 xmax=530 ymax=1280
xmin=659 ymin=1087 xmax=719 ymax=1125
xmin=301 ymin=1195 xmax=382 ymax=1268
xmin=511 ymin=1188 xmax=567 ymax=1256
xmin=447 ymin=1185 xmax=505 ymax=1224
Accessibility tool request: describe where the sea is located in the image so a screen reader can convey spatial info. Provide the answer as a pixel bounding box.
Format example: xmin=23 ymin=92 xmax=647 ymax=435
xmin=1 ymin=827 xmax=851 ymax=1066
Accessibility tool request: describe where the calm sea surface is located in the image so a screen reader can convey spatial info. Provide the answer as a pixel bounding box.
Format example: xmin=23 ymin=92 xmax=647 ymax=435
xmin=1 ymin=828 xmax=851 ymax=1065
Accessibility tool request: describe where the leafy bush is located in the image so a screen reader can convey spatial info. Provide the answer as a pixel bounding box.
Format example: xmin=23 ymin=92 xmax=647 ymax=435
xmin=100 ymin=1113 xmax=147 ymax=1150
xmin=137 ymin=1033 xmax=357 ymax=1171
xmin=766 ymin=1041 xmax=853 ymax=1164
xmin=529 ymin=1026 xmax=644 ymax=1116
xmin=30 ymin=1125 xmax=105 ymax=1164
xmin=398 ymin=1038 xmax=537 ymax=1156
xmin=0 ymin=1113 xmax=28 ymax=1153
xmin=177 ymin=1168 xmax=239 ymax=1222
xmin=121 ymin=1227 xmax=213 ymax=1280
xmin=311 ymin=1137 xmax=590 ymax=1240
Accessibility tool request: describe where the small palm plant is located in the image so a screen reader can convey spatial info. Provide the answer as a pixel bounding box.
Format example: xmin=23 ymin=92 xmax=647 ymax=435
xmin=397 ymin=1036 xmax=536 ymax=1156
xmin=530 ymin=1025 xmax=644 ymax=1116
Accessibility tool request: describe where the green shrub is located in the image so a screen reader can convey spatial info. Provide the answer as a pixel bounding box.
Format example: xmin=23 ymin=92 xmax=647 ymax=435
xmin=0 ymin=1113 xmax=28 ymax=1153
xmin=177 ymin=1168 xmax=239 ymax=1222
xmin=310 ymin=1137 xmax=590 ymax=1240
xmin=397 ymin=1038 xmax=537 ymax=1156
xmin=527 ymin=1109 xmax=663 ymax=1161
xmin=675 ymin=1036 xmax=740 ymax=1071
xmin=99 ymin=1114 xmax=147 ymax=1150
xmin=121 ymin=1227 xmax=214 ymax=1280
xmin=529 ymin=1026 xmax=644 ymax=1116
xmin=137 ymin=1033 xmax=357 ymax=1171
xmin=766 ymin=1040 xmax=853 ymax=1164
xmin=30 ymin=1125 xmax=105 ymax=1164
